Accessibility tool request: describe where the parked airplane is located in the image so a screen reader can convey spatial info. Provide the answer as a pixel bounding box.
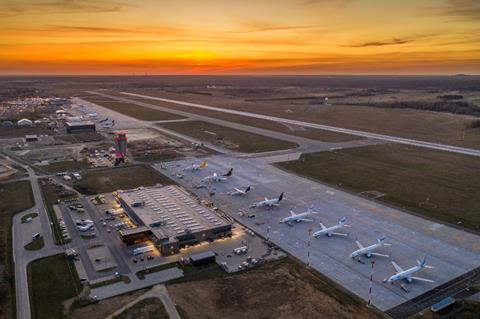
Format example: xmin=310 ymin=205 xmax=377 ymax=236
xmin=313 ymin=217 xmax=351 ymax=237
xmin=384 ymin=257 xmax=434 ymax=285
xmin=279 ymin=205 xmax=317 ymax=224
xmin=202 ymin=168 xmax=233 ymax=182
xmin=228 ymin=186 xmax=251 ymax=196
xmin=100 ymin=120 xmax=115 ymax=128
xmin=350 ymin=236 xmax=391 ymax=258
xmin=185 ymin=161 xmax=208 ymax=171
xmin=250 ymin=193 xmax=284 ymax=208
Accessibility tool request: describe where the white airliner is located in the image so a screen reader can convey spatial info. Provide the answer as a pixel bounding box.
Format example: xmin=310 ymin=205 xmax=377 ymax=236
xmin=202 ymin=168 xmax=233 ymax=182
xmin=350 ymin=236 xmax=392 ymax=258
xmin=313 ymin=217 xmax=351 ymax=237
xmin=228 ymin=186 xmax=251 ymax=196
xmin=384 ymin=257 xmax=435 ymax=285
xmin=250 ymin=193 xmax=284 ymax=208
xmin=185 ymin=161 xmax=208 ymax=171
xmin=279 ymin=205 xmax=317 ymax=224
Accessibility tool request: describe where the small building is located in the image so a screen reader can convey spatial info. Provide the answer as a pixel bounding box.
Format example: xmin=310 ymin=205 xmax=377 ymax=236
xmin=190 ymin=251 xmax=216 ymax=265
xmin=17 ymin=118 xmax=33 ymax=127
xmin=25 ymin=135 xmax=38 ymax=142
xmin=66 ymin=121 xmax=96 ymax=134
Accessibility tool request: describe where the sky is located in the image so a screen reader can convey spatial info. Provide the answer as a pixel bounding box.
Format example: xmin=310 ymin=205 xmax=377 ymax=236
xmin=1 ymin=0 xmax=479 ymax=75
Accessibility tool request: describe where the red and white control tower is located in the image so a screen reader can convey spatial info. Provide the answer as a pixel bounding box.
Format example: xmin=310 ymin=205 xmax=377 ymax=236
xmin=114 ymin=131 xmax=127 ymax=165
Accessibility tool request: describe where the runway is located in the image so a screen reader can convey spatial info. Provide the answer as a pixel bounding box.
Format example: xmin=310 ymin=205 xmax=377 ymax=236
xmin=122 ymin=92 xmax=480 ymax=157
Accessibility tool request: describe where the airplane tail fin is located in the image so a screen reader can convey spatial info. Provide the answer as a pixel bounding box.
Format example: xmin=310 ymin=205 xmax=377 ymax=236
xmin=278 ymin=192 xmax=284 ymax=201
xmin=417 ymin=256 xmax=434 ymax=269
xmin=339 ymin=217 xmax=347 ymax=225
xmin=245 ymin=186 xmax=251 ymax=193
xmin=199 ymin=161 xmax=208 ymax=169
xmin=377 ymin=235 xmax=387 ymax=244
xmin=223 ymin=168 xmax=233 ymax=176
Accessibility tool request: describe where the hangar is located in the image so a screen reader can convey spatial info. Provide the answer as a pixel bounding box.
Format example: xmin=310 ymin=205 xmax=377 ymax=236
xmin=117 ymin=185 xmax=232 ymax=256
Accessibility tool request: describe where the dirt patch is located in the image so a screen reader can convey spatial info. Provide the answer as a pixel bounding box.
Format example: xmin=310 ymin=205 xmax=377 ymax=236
xmin=168 ymin=259 xmax=383 ymax=319
xmin=115 ymin=297 xmax=168 ymax=319
xmin=67 ymin=289 xmax=149 ymax=319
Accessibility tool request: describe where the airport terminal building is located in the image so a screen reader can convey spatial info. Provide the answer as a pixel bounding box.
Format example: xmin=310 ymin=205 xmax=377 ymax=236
xmin=116 ymin=185 xmax=232 ymax=255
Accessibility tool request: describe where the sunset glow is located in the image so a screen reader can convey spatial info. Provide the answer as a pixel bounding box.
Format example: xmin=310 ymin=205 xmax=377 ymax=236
xmin=1 ymin=0 xmax=479 ymax=75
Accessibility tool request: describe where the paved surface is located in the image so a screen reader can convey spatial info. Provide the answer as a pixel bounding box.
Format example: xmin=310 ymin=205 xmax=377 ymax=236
xmin=122 ymin=91 xmax=480 ymax=157
xmin=89 ymin=267 xmax=184 ymax=300
xmin=153 ymin=155 xmax=480 ymax=311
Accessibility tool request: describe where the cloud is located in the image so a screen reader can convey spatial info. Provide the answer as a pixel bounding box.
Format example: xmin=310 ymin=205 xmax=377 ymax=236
xmin=0 ymin=0 xmax=133 ymax=18
xmin=341 ymin=38 xmax=413 ymax=48
xmin=234 ymin=19 xmax=326 ymax=33
xmin=429 ymin=0 xmax=480 ymax=21
xmin=341 ymin=34 xmax=439 ymax=48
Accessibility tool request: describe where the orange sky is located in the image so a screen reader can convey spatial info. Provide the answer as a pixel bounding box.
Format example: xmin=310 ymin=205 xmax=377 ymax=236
xmin=1 ymin=0 xmax=479 ymax=75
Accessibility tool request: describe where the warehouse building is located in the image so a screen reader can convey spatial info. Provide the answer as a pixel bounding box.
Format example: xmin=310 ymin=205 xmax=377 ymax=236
xmin=66 ymin=120 xmax=96 ymax=134
xmin=117 ymin=185 xmax=232 ymax=256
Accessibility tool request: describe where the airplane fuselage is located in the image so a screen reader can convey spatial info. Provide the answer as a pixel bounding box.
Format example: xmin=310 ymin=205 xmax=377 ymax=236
xmin=351 ymin=243 xmax=382 ymax=258
xmin=280 ymin=212 xmax=312 ymax=224
xmin=387 ymin=266 xmax=422 ymax=283
xmin=313 ymin=224 xmax=342 ymax=237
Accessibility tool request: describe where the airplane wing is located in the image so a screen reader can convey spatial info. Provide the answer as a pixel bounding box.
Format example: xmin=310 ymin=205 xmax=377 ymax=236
xmin=265 ymin=197 xmax=269 ymax=201
xmin=355 ymin=240 xmax=364 ymax=249
xmin=410 ymin=276 xmax=435 ymax=283
xmin=290 ymin=210 xmax=296 ymax=216
xmin=391 ymin=261 xmax=404 ymax=273
xmin=213 ymin=173 xmax=218 ymax=177
xmin=298 ymin=218 xmax=313 ymax=222
xmin=319 ymin=223 xmax=326 ymax=230
xmin=331 ymin=232 xmax=348 ymax=236
xmin=370 ymin=252 xmax=390 ymax=258
xmin=234 ymin=188 xmax=242 ymax=193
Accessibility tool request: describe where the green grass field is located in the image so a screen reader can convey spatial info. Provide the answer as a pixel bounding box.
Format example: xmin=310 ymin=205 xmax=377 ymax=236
xmin=42 ymin=160 xmax=89 ymax=173
xmin=160 ymin=120 xmax=298 ymax=153
xmin=79 ymin=94 xmax=185 ymax=121
xmin=24 ymin=237 xmax=44 ymax=251
xmin=28 ymin=254 xmax=81 ymax=319
xmin=0 ymin=180 xmax=35 ymax=319
xmin=73 ymin=165 xmax=175 ymax=195
xmin=278 ymin=143 xmax=480 ymax=231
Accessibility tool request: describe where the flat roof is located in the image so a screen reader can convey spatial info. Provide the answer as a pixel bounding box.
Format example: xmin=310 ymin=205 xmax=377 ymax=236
xmin=190 ymin=250 xmax=216 ymax=261
xmin=119 ymin=185 xmax=228 ymax=240
xmin=66 ymin=121 xmax=95 ymax=126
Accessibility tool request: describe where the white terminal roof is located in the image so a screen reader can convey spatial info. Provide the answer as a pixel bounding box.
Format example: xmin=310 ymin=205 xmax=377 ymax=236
xmin=118 ymin=185 xmax=228 ymax=240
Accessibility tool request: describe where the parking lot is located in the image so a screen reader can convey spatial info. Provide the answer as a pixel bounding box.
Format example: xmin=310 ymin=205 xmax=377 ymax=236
xmin=153 ymin=155 xmax=480 ymax=311
xmin=54 ymin=186 xmax=277 ymax=291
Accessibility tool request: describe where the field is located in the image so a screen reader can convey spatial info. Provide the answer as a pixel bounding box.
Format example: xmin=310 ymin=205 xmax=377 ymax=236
xmin=278 ymin=143 xmax=480 ymax=232
xmin=28 ymin=254 xmax=81 ymax=319
xmin=160 ymin=120 xmax=298 ymax=153
xmin=73 ymin=165 xmax=175 ymax=195
xmin=0 ymin=180 xmax=34 ymax=319
xmin=116 ymin=93 xmax=361 ymax=143
xmin=167 ymin=258 xmax=383 ymax=319
xmin=42 ymin=160 xmax=89 ymax=173
xmin=78 ymin=94 xmax=185 ymax=121
xmin=115 ymin=297 xmax=168 ymax=319
xmin=125 ymin=88 xmax=480 ymax=149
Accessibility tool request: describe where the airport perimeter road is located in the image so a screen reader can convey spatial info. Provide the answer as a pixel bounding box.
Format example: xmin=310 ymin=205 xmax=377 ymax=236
xmin=85 ymin=92 xmax=384 ymax=155
xmin=154 ymin=156 xmax=480 ymax=311
xmin=122 ymin=92 xmax=480 ymax=157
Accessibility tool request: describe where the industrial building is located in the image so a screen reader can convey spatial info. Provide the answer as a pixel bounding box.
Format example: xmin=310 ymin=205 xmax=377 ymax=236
xmin=66 ymin=120 xmax=96 ymax=134
xmin=116 ymin=185 xmax=232 ymax=256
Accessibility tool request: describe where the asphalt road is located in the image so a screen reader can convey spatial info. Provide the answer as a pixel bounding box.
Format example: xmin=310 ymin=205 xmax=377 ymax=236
xmin=121 ymin=92 xmax=480 ymax=157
